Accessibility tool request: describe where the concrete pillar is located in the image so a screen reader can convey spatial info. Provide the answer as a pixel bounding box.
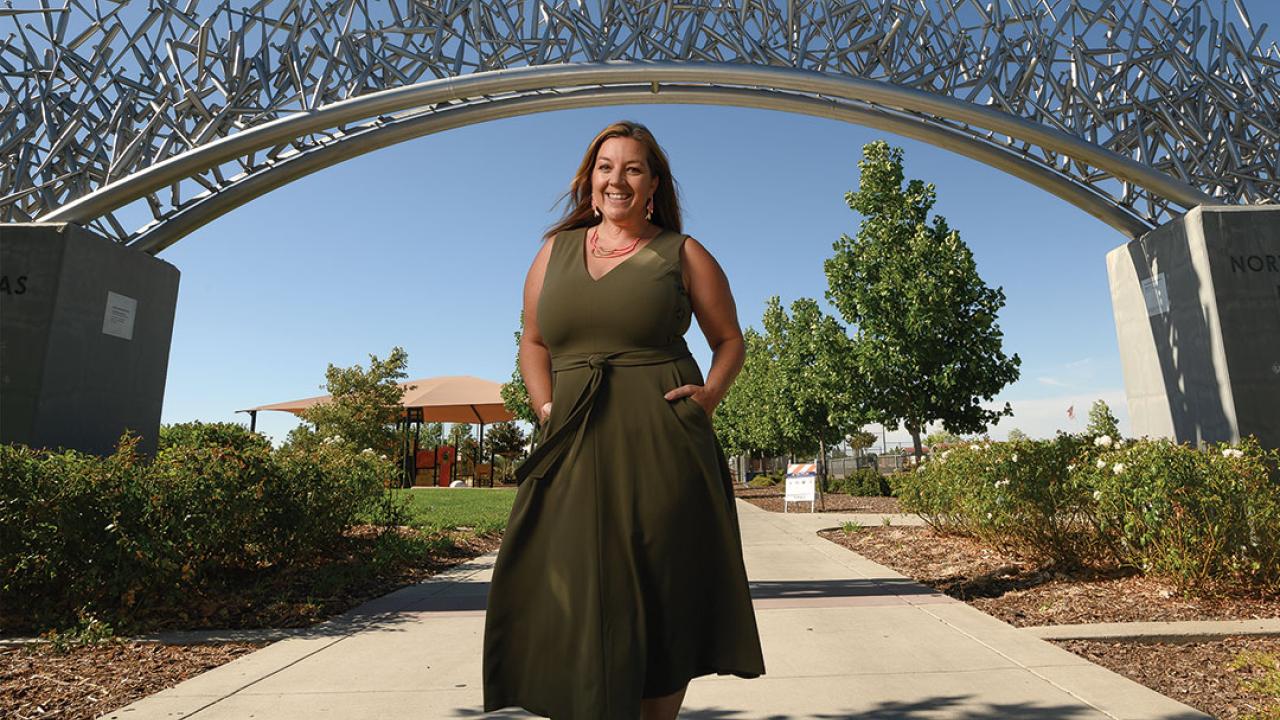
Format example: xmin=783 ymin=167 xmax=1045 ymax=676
xmin=1106 ymin=205 xmax=1280 ymax=450
xmin=1 ymin=223 xmax=180 ymax=456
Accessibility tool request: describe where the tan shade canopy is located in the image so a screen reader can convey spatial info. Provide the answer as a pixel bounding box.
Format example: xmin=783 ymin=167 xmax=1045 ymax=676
xmin=241 ymin=375 xmax=515 ymax=424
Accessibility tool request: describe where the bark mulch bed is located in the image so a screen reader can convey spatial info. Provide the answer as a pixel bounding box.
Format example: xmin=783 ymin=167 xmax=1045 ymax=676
xmin=1 ymin=641 xmax=265 ymax=720
xmin=819 ymin=523 xmax=1280 ymax=719
xmin=1057 ymin=637 xmax=1280 ymax=720
xmin=3 ymin=525 xmax=503 ymax=720
xmin=817 ymin=525 xmax=1280 ymax=627
xmin=731 ymin=484 xmax=902 ymax=514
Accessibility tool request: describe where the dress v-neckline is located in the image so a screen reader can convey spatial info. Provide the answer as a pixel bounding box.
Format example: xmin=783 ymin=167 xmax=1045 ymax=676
xmin=580 ymin=226 xmax=667 ymax=283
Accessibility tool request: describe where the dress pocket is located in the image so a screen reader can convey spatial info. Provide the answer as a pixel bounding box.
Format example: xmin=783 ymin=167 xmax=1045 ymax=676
xmin=678 ymin=395 xmax=711 ymax=424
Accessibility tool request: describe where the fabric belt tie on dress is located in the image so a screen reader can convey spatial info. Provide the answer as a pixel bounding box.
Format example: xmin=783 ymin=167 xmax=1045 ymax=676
xmin=515 ymin=342 xmax=692 ymax=486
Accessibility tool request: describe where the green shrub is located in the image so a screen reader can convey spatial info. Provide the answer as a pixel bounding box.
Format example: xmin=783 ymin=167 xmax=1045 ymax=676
xmin=1 ymin=426 xmax=396 ymax=634
xmin=159 ymin=421 xmax=272 ymax=453
xmin=893 ymin=435 xmax=1111 ymax=567
xmin=1076 ymin=436 xmax=1280 ymax=593
xmin=823 ymin=468 xmax=889 ymax=496
xmin=891 ymin=433 xmax=1280 ymax=591
xmin=748 ymin=469 xmax=787 ymax=487
xmin=0 ymin=433 xmax=154 ymax=629
xmin=148 ymin=426 xmax=278 ymax=574
xmin=270 ymin=443 xmax=391 ymax=555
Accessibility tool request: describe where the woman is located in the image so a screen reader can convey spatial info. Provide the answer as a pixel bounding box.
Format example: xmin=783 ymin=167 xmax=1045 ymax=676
xmin=482 ymin=120 xmax=765 ymax=719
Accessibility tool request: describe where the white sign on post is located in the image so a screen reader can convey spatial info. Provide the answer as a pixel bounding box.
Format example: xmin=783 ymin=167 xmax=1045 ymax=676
xmin=783 ymin=463 xmax=818 ymax=513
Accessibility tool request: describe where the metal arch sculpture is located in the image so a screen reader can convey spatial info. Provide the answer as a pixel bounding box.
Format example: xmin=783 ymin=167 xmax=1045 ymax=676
xmin=2 ymin=0 xmax=1278 ymax=253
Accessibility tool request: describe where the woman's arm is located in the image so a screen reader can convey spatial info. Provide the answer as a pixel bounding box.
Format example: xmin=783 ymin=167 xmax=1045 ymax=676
xmin=662 ymin=237 xmax=744 ymax=416
xmin=520 ymin=238 xmax=555 ymax=423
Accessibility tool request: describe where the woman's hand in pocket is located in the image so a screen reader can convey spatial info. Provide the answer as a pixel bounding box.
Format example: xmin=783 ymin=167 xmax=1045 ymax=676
xmin=663 ymin=384 xmax=714 ymax=418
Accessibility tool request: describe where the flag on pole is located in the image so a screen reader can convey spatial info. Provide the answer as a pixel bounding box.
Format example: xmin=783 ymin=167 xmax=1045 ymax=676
xmin=1067 ymin=405 xmax=1075 ymax=421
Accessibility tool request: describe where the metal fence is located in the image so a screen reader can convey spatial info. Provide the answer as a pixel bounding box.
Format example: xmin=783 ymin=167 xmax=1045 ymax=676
xmin=732 ymin=450 xmax=923 ymax=481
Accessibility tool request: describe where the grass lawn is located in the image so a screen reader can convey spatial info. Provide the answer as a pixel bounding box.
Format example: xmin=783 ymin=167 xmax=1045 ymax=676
xmin=378 ymin=486 xmax=517 ymax=535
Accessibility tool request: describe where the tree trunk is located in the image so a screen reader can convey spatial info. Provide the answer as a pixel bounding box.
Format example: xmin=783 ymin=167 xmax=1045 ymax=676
xmin=908 ymin=425 xmax=923 ymax=460
xmin=818 ymin=437 xmax=827 ymax=491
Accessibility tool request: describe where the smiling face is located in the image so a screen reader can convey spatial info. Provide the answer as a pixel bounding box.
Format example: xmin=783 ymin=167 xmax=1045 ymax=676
xmin=591 ymin=136 xmax=659 ymax=226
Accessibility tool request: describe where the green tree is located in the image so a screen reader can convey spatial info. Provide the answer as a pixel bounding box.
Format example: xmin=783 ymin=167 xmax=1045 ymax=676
xmin=501 ymin=313 xmax=537 ymax=426
xmin=419 ymin=422 xmax=444 ymax=449
xmin=924 ymin=429 xmax=963 ymax=447
xmin=846 ymin=429 xmax=878 ymax=466
xmin=717 ymin=297 xmax=864 ymax=481
xmin=847 ymin=430 xmax=877 ymax=454
xmin=1006 ymin=428 xmax=1030 ymax=442
xmin=447 ymin=423 xmax=474 ymax=451
xmin=824 ymin=141 xmax=1021 ymax=458
xmin=762 ymin=296 xmax=864 ymax=467
xmin=484 ymin=421 xmax=527 ymax=457
xmin=446 ymin=423 xmax=478 ymax=472
xmin=714 ymin=327 xmax=786 ymax=457
xmin=296 ymin=346 xmax=411 ymax=460
xmin=483 ymin=421 xmax=528 ymax=483
xmin=1086 ymin=399 xmax=1120 ymax=439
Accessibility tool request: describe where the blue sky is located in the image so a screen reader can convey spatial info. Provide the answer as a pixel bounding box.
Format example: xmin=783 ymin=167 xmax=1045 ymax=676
xmin=152 ymin=8 xmax=1280 ymax=451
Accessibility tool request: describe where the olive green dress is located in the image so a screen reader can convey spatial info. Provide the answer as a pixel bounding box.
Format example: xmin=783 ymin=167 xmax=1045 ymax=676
xmin=482 ymin=225 xmax=765 ymax=718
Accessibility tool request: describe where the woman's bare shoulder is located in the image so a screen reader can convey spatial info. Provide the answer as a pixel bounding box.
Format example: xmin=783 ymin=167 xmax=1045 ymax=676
xmin=679 ymin=234 xmax=723 ymax=266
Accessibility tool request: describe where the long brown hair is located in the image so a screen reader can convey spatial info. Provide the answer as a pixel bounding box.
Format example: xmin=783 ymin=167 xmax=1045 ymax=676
xmin=543 ymin=121 xmax=683 ymax=240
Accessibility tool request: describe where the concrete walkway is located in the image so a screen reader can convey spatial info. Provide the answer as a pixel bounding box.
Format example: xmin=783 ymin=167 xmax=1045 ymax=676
xmin=102 ymin=501 xmax=1209 ymax=719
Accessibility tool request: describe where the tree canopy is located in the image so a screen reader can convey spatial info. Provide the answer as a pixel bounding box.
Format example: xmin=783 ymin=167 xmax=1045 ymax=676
xmin=1086 ymin=399 xmax=1121 ymax=438
xmin=500 ymin=313 xmax=537 ymax=427
xmin=713 ymin=327 xmax=783 ymax=456
xmin=762 ymin=296 xmax=864 ymax=458
xmin=293 ymin=346 xmax=410 ymax=460
xmin=824 ymin=141 xmax=1021 ymax=457
xmin=715 ymin=296 xmax=864 ymax=463
xmin=484 ymin=421 xmax=527 ymax=457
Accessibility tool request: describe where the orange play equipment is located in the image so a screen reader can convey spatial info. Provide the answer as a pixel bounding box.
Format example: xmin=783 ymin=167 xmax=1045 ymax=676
xmin=415 ymin=445 xmax=456 ymax=487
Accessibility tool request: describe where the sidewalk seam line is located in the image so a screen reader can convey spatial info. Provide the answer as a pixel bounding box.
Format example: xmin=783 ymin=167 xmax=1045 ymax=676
xmin=794 ymin=520 xmax=1127 ymax=720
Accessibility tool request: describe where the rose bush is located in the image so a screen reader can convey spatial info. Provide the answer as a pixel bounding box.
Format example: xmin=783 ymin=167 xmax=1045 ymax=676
xmin=1074 ymin=436 xmax=1280 ymax=593
xmin=892 ymin=434 xmax=1280 ymax=592
xmin=892 ymin=434 xmax=1104 ymax=566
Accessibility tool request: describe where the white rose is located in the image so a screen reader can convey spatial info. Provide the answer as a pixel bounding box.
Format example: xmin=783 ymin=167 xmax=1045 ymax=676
xmin=1011 ymin=453 xmax=1018 ymax=463
xmin=1094 ymin=435 xmax=1113 ymax=448
xmin=361 ymin=448 xmax=374 ymax=455
xmin=1096 ymin=458 xmax=1106 ymax=469
xmin=1112 ymin=462 xmax=1125 ymax=475
xmin=1092 ymin=490 xmax=1102 ymax=501
xmin=1067 ymin=464 xmax=1076 ymax=472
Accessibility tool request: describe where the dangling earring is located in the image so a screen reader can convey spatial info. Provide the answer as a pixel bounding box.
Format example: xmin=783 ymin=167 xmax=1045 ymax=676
xmin=593 ymin=204 xmax=601 ymax=218
xmin=645 ymin=196 xmax=654 ymax=221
